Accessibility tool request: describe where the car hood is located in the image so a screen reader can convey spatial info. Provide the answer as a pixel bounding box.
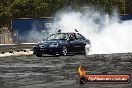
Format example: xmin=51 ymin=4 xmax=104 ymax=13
xmin=38 ymin=40 xmax=68 ymax=45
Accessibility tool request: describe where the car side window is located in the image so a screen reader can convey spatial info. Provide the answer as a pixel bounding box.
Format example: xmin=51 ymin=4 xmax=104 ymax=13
xmin=76 ymin=33 xmax=85 ymax=40
xmin=69 ymin=33 xmax=76 ymax=40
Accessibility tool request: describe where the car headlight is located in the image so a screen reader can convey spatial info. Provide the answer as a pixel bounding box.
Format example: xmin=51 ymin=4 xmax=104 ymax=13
xmin=49 ymin=43 xmax=59 ymax=47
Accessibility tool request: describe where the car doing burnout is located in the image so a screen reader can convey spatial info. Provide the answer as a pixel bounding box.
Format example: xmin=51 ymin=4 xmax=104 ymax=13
xmin=33 ymin=32 xmax=91 ymax=57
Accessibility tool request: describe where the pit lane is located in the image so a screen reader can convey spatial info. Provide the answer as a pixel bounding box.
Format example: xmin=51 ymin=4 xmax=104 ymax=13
xmin=0 ymin=54 xmax=132 ymax=88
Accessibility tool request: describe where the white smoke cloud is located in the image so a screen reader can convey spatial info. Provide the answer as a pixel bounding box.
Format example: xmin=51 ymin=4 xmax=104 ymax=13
xmin=27 ymin=20 xmax=51 ymax=43
xmin=53 ymin=10 xmax=132 ymax=54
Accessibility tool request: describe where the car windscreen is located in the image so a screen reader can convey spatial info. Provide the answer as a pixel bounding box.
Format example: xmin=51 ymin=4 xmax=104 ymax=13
xmin=45 ymin=33 xmax=69 ymax=40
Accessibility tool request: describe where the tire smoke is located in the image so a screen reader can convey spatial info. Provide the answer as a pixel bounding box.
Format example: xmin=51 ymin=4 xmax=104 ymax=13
xmin=53 ymin=10 xmax=132 ymax=54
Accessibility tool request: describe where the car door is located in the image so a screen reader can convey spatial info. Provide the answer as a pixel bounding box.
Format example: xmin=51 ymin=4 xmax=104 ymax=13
xmin=68 ymin=33 xmax=79 ymax=52
xmin=75 ymin=33 xmax=86 ymax=51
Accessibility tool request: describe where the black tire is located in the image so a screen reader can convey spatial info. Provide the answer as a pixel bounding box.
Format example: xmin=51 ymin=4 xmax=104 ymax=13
xmin=79 ymin=76 xmax=86 ymax=84
xmin=76 ymin=76 xmax=86 ymax=84
xmin=61 ymin=46 xmax=68 ymax=56
xmin=81 ymin=48 xmax=86 ymax=55
xmin=36 ymin=54 xmax=42 ymax=57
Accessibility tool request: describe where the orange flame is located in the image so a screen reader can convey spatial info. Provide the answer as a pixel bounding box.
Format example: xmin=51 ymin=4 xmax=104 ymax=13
xmin=78 ymin=66 xmax=86 ymax=76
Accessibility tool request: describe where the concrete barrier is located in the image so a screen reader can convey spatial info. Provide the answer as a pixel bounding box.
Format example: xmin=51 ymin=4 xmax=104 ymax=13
xmin=0 ymin=49 xmax=33 ymax=57
xmin=0 ymin=43 xmax=35 ymax=57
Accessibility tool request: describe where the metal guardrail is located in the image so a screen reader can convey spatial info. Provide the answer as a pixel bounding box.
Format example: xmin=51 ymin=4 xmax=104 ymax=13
xmin=0 ymin=43 xmax=36 ymax=54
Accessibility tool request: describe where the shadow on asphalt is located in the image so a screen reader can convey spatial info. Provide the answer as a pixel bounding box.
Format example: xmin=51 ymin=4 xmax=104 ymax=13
xmin=41 ymin=54 xmax=75 ymax=57
xmin=36 ymin=53 xmax=83 ymax=57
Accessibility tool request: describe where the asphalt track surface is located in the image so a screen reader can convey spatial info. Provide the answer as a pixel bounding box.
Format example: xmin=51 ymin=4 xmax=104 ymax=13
xmin=0 ymin=53 xmax=132 ymax=88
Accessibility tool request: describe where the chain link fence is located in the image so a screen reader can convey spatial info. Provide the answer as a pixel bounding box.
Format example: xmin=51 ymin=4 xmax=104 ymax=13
xmin=0 ymin=33 xmax=13 ymax=44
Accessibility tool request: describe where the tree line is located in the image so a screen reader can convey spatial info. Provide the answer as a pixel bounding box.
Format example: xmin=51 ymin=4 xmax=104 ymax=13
xmin=0 ymin=0 xmax=131 ymax=32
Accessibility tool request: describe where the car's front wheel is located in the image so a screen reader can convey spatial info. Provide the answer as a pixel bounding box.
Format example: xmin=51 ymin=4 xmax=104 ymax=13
xmin=36 ymin=54 xmax=42 ymax=57
xmin=61 ymin=46 xmax=68 ymax=56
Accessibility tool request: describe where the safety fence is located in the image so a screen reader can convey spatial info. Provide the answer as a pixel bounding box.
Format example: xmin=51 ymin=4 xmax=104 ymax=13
xmin=0 ymin=33 xmax=13 ymax=44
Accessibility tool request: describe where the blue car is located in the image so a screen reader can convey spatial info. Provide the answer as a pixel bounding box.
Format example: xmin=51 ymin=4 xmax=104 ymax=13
xmin=33 ymin=32 xmax=91 ymax=57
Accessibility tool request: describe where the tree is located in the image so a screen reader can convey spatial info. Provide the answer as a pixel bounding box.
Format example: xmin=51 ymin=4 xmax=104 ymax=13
xmin=0 ymin=0 xmax=128 ymax=30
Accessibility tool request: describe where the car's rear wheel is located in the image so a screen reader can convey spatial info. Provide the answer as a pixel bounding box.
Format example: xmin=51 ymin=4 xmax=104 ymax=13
xmin=81 ymin=48 xmax=86 ymax=55
xmin=36 ymin=54 xmax=42 ymax=57
xmin=61 ymin=46 xmax=68 ymax=56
